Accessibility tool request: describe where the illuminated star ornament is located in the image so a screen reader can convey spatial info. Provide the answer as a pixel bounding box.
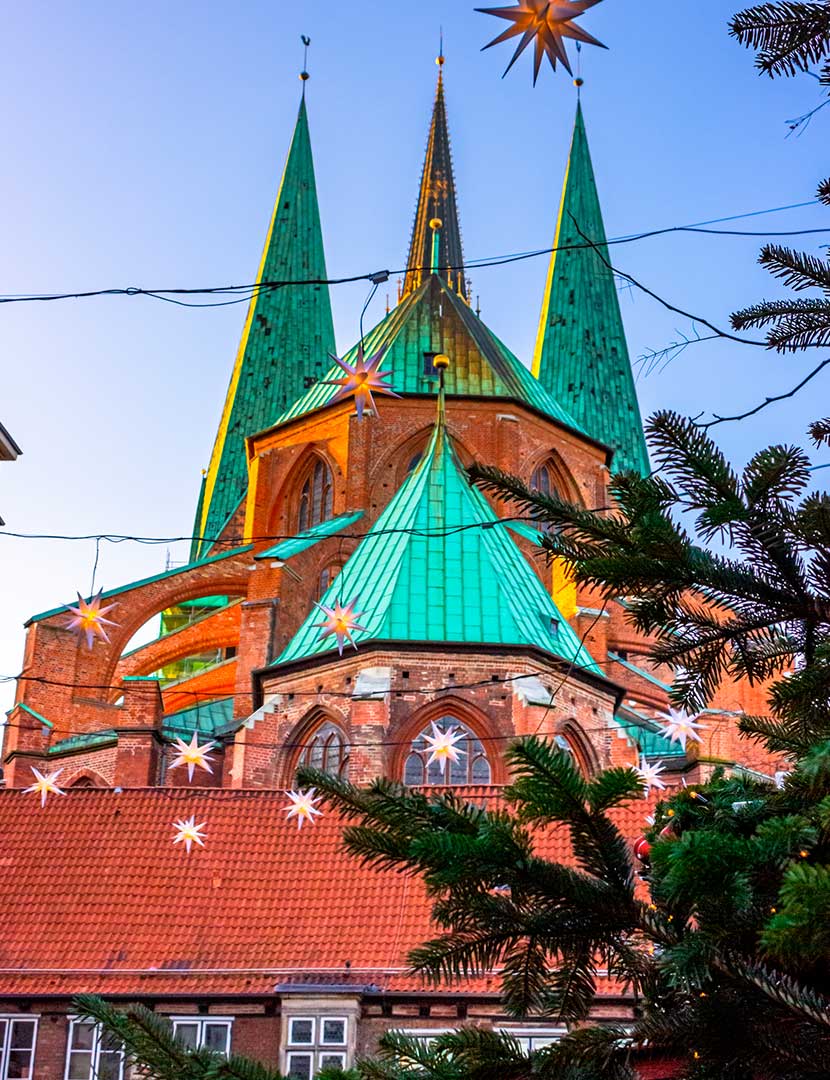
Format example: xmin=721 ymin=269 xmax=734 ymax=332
xmin=172 ymin=816 xmax=207 ymax=853
xmin=169 ymin=732 xmax=216 ymax=782
xmin=635 ymin=757 xmax=667 ymax=796
xmin=477 ymin=0 xmax=607 ymax=83
xmin=324 ymin=344 xmax=399 ymax=420
xmin=314 ymin=597 xmax=368 ymax=656
xmin=63 ymin=590 xmax=119 ymax=649
xmin=24 ymin=767 xmax=66 ymax=807
xmin=423 ymin=721 xmax=467 ymax=767
xmin=285 ymin=788 xmax=323 ymax=830
xmin=662 ymin=709 xmax=707 ymax=752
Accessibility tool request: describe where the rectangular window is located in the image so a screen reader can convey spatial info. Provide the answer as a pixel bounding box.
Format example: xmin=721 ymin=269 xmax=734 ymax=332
xmin=65 ymin=1020 xmax=123 ymax=1080
xmin=171 ymin=1018 xmax=232 ymax=1057
xmin=284 ymin=1016 xmax=350 ymax=1077
xmin=0 ymin=1016 xmax=38 ymax=1080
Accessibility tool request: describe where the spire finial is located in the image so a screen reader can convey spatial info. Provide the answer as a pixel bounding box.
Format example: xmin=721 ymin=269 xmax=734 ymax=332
xmin=300 ymin=34 xmax=311 ymax=92
xmin=433 ymin=354 xmax=450 ymax=427
xmin=437 ymin=27 xmax=445 ymax=68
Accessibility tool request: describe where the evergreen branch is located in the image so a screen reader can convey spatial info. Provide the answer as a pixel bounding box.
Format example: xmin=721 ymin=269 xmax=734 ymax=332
xmin=759 ymin=243 xmax=830 ymax=292
xmin=730 ymin=2 xmax=830 ymax=77
xmin=718 ymin=953 xmax=830 ymax=1028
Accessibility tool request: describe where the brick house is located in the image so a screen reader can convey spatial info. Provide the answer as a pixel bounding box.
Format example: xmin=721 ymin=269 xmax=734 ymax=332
xmin=0 ymin=58 xmax=773 ymax=1079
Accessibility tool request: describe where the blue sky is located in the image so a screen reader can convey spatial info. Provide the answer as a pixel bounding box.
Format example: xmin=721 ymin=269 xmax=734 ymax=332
xmin=1 ymin=1 xmax=827 ymax=711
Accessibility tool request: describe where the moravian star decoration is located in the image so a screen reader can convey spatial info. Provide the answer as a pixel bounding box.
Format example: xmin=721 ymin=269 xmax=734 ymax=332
xmin=477 ymin=0 xmax=607 ymax=84
xmin=63 ymin=590 xmax=119 ymax=649
xmin=635 ymin=757 xmax=667 ymax=797
xmin=24 ymin=767 xmax=66 ymax=807
xmin=324 ymin=344 xmax=399 ymax=420
xmin=661 ymin=709 xmax=707 ymax=752
xmin=284 ymin=788 xmax=324 ymax=830
xmin=172 ymin=816 xmax=207 ymax=853
xmin=169 ymin=732 xmax=217 ymax=782
xmin=423 ymin=721 xmax=467 ymax=768
xmin=314 ymin=597 xmax=368 ymax=656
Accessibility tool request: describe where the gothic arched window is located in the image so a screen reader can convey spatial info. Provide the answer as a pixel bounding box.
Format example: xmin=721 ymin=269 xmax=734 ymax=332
xmin=531 ymin=461 xmax=560 ymax=498
xmin=316 ymin=564 xmax=341 ymax=601
xmin=298 ymin=721 xmax=349 ymax=779
xmin=298 ymin=459 xmax=334 ymax=533
xmin=403 ymin=718 xmax=492 ymax=786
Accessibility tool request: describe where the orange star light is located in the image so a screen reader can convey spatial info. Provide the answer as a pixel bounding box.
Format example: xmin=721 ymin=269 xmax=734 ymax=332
xmin=172 ymin=815 xmax=207 ymax=853
xmin=314 ymin=597 xmax=368 ymax=656
xmin=477 ymin=0 xmax=607 ymax=83
xmin=169 ymin=732 xmax=216 ymax=783
xmin=63 ymin=590 xmax=119 ymax=649
xmin=324 ymin=344 xmax=399 ymax=420
xmin=24 ymin=767 xmax=66 ymax=807
xmin=423 ymin=722 xmax=467 ymax=767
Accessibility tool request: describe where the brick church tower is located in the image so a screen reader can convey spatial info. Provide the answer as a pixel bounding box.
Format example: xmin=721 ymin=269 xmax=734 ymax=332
xmin=0 ymin=61 xmax=782 ymax=1079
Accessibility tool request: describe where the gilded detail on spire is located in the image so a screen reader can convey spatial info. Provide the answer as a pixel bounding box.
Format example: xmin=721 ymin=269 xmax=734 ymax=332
xmin=402 ymin=59 xmax=468 ymax=301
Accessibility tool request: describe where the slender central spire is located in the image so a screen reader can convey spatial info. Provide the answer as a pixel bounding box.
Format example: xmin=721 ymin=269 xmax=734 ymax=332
xmin=402 ymin=54 xmax=468 ymax=300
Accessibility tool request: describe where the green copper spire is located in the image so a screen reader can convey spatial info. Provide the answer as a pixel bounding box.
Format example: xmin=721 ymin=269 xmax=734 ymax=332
xmin=533 ymin=103 xmax=649 ymax=476
xmin=197 ymin=96 xmax=336 ymax=555
xmin=402 ymin=55 xmax=468 ymax=300
xmin=275 ymin=397 xmax=599 ymax=672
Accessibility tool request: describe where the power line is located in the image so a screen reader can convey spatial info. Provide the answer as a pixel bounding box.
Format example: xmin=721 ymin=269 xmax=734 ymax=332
xmin=0 ymin=203 xmax=826 ymax=309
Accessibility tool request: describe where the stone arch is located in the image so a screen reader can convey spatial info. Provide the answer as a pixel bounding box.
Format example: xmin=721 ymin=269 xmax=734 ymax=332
xmin=279 ymin=705 xmax=350 ymax=786
xmin=555 ymin=719 xmax=600 ymax=777
xmin=268 ymin=444 xmax=342 ymax=539
xmin=527 ymin=447 xmax=582 ymax=507
xmin=392 ymin=696 xmax=504 ymax=786
xmin=116 ymin=598 xmax=243 ymax=681
xmin=368 ymin=425 xmax=475 ymax=509
xmin=64 ymin=768 xmax=109 ymax=789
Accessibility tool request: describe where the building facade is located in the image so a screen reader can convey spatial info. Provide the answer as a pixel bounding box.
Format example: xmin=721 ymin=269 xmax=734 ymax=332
xmin=0 ymin=62 xmax=780 ymax=1080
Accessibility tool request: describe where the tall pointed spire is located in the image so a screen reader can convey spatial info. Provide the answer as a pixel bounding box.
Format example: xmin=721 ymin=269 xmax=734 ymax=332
xmin=533 ymin=103 xmax=649 ymax=476
xmin=402 ymin=53 xmax=468 ymax=300
xmin=197 ymin=95 xmax=336 ymax=555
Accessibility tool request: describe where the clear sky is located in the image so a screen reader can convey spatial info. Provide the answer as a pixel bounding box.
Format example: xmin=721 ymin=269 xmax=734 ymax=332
xmin=1 ymin=1 xmax=828 ymax=712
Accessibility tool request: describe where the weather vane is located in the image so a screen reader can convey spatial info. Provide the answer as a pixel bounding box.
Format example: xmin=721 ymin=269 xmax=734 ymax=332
xmin=300 ymin=34 xmax=311 ymax=87
xmin=477 ymin=0 xmax=607 ymax=85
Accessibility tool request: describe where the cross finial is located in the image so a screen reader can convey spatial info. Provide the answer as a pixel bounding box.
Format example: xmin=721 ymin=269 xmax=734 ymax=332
xmin=300 ymin=34 xmax=311 ymax=92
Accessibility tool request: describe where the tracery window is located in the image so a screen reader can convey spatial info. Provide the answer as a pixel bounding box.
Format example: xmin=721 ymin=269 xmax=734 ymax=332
xmin=316 ymin=564 xmax=341 ymax=600
xmin=298 ymin=721 xmax=350 ymax=779
xmin=531 ymin=460 xmax=560 ymax=498
xmin=403 ymin=718 xmax=492 ymax=786
xmin=298 ymin=459 xmax=334 ymax=533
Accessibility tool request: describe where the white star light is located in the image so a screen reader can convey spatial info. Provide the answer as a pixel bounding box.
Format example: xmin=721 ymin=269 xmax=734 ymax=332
xmin=172 ymin=816 xmax=207 ymax=853
xmin=24 ymin=767 xmax=66 ymax=807
xmin=662 ymin=709 xmax=706 ymax=752
xmin=423 ymin=721 xmax=467 ymax=767
xmin=284 ymin=788 xmax=324 ymax=830
xmin=169 ymin=732 xmax=216 ymax=782
xmin=635 ymin=757 xmax=667 ymax=796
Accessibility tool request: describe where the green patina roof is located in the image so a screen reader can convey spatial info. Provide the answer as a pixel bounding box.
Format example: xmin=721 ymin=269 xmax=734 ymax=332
xmin=49 ymin=729 xmax=118 ymax=756
xmin=274 ymin=274 xmax=588 ymax=437
xmin=163 ymin=697 xmax=235 ymax=740
xmin=533 ymin=104 xmax=649 ymax=477
xmin=616 ymin=705 xmax=686 ymax=759
xmin=197 ymin=97 xmax=336 ymax=557
xmin=256 ymin=511 xmax=365 ymax=562
xmin=275 ymin=400 xmax=600 ymax=671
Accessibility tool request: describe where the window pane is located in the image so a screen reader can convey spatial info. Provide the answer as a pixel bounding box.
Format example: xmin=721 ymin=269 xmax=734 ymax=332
xmin=289 ymin=1018 xmax=314 ymax=1045
xmin=99 ymin=1030 xmax=121 ymax=1054
xmin=404 ymin=753 xmax=424 ymax=786
xmin=203 ymin=1024 xmax=230 ymax=1055
xmin=286 ymin=1052 xmax=313 ymax=1080
xmin=97 ymin=1051 xmax=123 ymax=1080
xmin=319 ymin=1052 xmax=347 ymax=1069
xmin=6 ymin=1049 xmax=34 ymax=1078
xmin=67 ymin=1052 xmax=94 ymax=1080
xmin=321 ymin=1018 xmax=346 ymax=1045
xmin=9 ymin=1021 xmax=36 ymax=1050
xmin=471 ymin=755 xmax=492 ymax=783
xmin=70 ymin=1023 xmax=96 ymax=1051
xmin=173 ymin=1023 xmax=199 ymax=1050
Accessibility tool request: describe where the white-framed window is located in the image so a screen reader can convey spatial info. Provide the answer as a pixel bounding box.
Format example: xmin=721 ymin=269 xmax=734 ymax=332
xmin=64 ymin=1019 xmax=123 ymax=1080
xmin=285 ymin=1016 xmax=349 ymax=1079
xmin=171 ymin=1018 xmax=232 ymax=1056
xmin=498 ymin=1027 xmax=565 ymax=1053
xmin=0 ymin=1016 xmax=38 ymax=1080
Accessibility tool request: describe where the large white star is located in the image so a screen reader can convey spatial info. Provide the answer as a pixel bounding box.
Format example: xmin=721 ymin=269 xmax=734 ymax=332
xmin=423 ymin=722 xmax=467 ymax=768
xmin=285 ymin=788 xmax=324 ymax=830
xmin=24 ymin=767 xmax=66 ymax=807
xmin=169 ymin=732 xmax=216 ymax=783
xmin=662 ymin=710 xmax=706 ymax=752
xmin=314 ymin=598 xmax=368 ymax=656
xmin=172 ymin=815 xmax=207 ymax=853
xmin=635 ymin=757 xmax=667 ymax=796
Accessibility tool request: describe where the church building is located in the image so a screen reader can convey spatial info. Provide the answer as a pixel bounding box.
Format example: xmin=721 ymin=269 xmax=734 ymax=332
xmin=0 ymin=58 xmax=781 ymax=1080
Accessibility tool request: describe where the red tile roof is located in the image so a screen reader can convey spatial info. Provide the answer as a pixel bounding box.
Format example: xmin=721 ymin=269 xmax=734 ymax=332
xmin=0 ymin=786 xmax=656 ymax=998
